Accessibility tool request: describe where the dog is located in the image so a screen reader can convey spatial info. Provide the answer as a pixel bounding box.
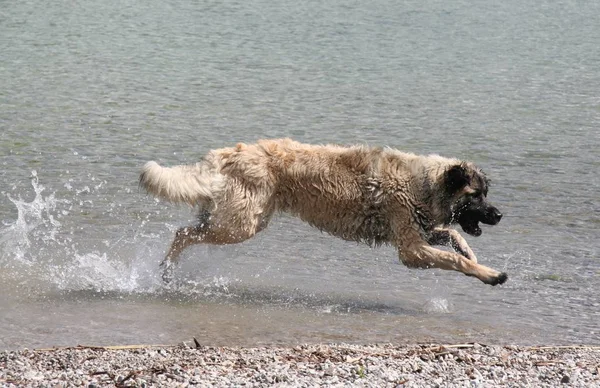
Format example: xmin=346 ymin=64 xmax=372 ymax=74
xmin=140 ymin=138 xmax=506 ymax=285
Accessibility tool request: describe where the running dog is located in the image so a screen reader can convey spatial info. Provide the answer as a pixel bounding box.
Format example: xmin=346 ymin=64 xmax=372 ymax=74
xmin=140 ymin=138 xmax=506 ymax=285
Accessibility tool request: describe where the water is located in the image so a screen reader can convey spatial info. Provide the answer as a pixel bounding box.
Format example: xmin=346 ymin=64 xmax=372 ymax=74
xmin=1 ymin=0 xmax=599 ymax=349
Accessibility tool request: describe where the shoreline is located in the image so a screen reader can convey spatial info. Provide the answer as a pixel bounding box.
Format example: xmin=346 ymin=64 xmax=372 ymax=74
xmin=1 ymin=342 xmax=599 ymax=387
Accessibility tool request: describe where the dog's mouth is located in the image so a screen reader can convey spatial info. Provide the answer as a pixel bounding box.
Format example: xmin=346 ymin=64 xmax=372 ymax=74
xmin=459 ymin=219 xmax=482 ymax=237
xmin=454 ymin=205 xmax=484 ymax=237
xmin=455 ymin=204 xmax=502 ymax=237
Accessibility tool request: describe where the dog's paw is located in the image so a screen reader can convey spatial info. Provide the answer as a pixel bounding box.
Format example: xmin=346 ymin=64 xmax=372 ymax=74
xmin=488 ymin=272 xmax=508 ymax=286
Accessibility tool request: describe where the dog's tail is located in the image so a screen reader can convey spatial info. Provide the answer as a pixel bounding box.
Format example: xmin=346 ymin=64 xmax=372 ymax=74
xmin=139 ymin=160 xmax=220 ymax=206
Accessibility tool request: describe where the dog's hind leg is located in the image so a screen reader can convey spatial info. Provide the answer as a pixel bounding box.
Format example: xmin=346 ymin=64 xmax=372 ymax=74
xmin=160 ymin=207 xmax=275 ymax=283
xmin=160 ymin=210 xmax=211 ymax=282
xmin=427 ymin=228 xmax=477 ymax=263
xmin=160 ymin=224 xmax=204 ymax=283
xmin=160 ymin=224 xmax=256 ymax=283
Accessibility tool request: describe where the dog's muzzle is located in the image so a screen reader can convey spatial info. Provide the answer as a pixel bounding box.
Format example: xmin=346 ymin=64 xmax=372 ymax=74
xmin=457 ymin=204 xmax=502 ymax=237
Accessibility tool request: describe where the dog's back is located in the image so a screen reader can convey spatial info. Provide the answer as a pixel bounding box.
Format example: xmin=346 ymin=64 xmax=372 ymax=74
xmin=140 ymin=139 xmax=394 ymax=243
xmin=252 ymin=140 xmax=392 ymax=244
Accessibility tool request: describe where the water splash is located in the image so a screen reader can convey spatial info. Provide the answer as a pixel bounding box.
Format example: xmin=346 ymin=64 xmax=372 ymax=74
xmin=51 ymin=252 xmax=154 ymax=293
xmin=0 ymin=171 xmax=244 ymax=300
xmin=423 ymin=297 xmax=451 ymax=313
xmin=0 ymin=172 xmax=160 ymax=295
xmin=0 ymin=171 xmax=69 ymax=265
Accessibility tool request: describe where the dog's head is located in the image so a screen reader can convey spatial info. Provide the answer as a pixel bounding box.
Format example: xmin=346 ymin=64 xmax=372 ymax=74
xmin=444 ymin=163 xmax=502 ymax=236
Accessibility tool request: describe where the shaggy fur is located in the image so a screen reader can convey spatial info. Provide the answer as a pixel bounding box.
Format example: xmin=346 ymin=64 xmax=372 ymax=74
xmin=140 ymin=138 xmax=507 ymax=285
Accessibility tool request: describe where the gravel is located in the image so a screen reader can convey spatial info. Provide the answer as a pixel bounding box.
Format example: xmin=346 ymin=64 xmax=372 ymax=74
xmin=1 ymin=342 xmax=599 ymax=387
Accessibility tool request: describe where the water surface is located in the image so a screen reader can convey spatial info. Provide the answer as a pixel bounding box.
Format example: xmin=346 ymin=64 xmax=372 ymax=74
xmin=1 ymin=0 xmax=598 ymax=349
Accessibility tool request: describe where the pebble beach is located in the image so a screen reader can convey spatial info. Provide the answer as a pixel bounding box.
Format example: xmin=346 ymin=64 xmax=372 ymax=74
xmin=2 ymin=342 xmax=599 ymax=387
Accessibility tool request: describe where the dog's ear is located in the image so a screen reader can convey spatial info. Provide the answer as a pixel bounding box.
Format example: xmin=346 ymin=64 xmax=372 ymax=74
xmin=445 ymin=164 xmax=470 ymax=193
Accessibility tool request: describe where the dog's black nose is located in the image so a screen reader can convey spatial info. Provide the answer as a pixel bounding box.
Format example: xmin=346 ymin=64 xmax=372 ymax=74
xmin=493 ymin=209 xmax=502 ymax=224
xmin=482 ymin=207 xmax=503 ymax=225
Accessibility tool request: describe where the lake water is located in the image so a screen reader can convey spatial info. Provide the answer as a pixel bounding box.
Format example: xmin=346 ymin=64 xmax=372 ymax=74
xmin=1 ymin=0 xmax=598 ymax=350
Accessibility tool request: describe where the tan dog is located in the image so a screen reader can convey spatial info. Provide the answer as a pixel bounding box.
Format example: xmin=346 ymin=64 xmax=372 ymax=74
xmin=140 ymin=138 xmax=506 ymax=285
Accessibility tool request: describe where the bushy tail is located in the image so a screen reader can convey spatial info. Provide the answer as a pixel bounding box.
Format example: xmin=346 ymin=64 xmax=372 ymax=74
xmin=139 ymin=161 xmax=219 ymax=206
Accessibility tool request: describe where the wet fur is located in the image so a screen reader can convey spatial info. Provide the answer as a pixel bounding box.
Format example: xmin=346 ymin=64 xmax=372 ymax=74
xmin=140 ymin=138 xmax=507 ymax=285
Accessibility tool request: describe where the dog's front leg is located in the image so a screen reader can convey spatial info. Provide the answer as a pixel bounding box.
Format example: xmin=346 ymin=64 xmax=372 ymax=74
xmin=399 ymin=243 xmax=506 ymax=285
xmin=427 ymin=228 xmax=477 ymax=263
xmin=396 ymin=226 xmax=507 ymax=285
